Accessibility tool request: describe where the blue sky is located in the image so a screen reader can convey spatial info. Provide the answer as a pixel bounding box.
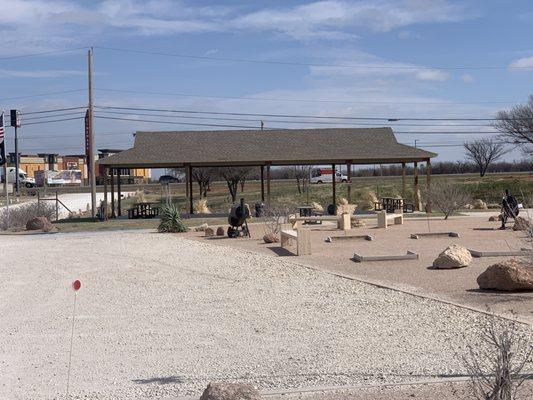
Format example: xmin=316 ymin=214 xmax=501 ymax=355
xmin=1 ymin=0 xmax=533 ymax=162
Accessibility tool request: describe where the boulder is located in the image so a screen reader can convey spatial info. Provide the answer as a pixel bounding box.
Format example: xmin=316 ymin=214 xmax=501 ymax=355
xmin=204 ymin=227 xmax=215 ymax=237
xmin=263 ymin=233 xmax=278 ymax=243
xmin=473 ymin=199 xmax=488 ymax=210
xmin=432 ymin=244 xmax=472 ymax=269
xmin=477 ymin=259 xmax=533 ymax=291
xmin=513 ymin=217 xmax=531 ymax=231
xmin=26 ymin=217 xmax=54 ymax=232
xmin=200 ymin=382 xmax=260 ymax=400
xmin=488 ymin=215 xmax=502 ymax=222
xmin=216 ymin=227 xmax=225 ymax=236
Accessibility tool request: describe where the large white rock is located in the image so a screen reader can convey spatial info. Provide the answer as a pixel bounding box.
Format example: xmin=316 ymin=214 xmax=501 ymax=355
xmin=433 ymin=244 xmax=472 ymax=269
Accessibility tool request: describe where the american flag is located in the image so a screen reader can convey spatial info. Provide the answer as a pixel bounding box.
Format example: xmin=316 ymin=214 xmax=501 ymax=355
xmin=0 ymin=111 xmax=4 ymax=144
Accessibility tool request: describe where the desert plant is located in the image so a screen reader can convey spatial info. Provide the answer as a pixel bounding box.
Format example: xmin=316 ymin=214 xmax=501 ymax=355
xmin=360 ymin=189 xmax=378 ymax=210
xmin=460 ymin=313 xmax=532 ymax=400
xmin=0 ymin=201 xmax=56 ymax=230
xmin=262 ymin=207 xmax=285 ymax=237
xmin=157 ymin=204 xmax=188 ymax=233
xmin=193 ymin=199 xmax=211 ymax=214
xmin=428 ymin=180 xmax=471 ymax=219
xmin=133 ymin=189 xmax=147 ymax=204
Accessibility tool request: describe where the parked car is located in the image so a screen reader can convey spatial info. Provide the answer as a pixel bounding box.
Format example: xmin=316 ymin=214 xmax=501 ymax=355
xmin=159 ymin=175 xmax=180 ymax=184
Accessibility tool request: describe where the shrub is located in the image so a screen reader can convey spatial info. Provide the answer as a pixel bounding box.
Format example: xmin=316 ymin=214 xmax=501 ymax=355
xmin=427 ymin=180 xmax=471 ymax=219
xmin=157 ymin=204 xmax=188 ymax=233
xmin=193 ymin=199 xmax=211 ymax=214
xmin=0 ymin=201 xmax=56 ymax=230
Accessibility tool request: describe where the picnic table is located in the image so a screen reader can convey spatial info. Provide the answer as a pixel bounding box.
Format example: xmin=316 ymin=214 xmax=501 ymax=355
xmin=127 ymin=202 xmax=160 ymax=219
xmin=298 ymin=205 xmax=324 ymax=225
xmin=374 ymin=197 xmax=415 ymax=214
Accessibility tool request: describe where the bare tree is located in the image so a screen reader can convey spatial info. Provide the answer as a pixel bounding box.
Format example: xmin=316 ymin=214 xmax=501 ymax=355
xmin=493 ymin=95 xmax=533 ymax=154
xmin=428 ymin=180 xmax=470 ymax=219
xmin=460 ymin=313 xmax=532 ymax=400
xmin=291 ymin=166 xmax=311 ymax=194
xmin=464 ymin=139 xmax=508 ymax=177
xmin=237 ymin=167 xmax=253 ymax=192
xmin=192 ymin=168 xmax=214 ymax=198
xmin=219 ymin=167 xmax=242 ymax=203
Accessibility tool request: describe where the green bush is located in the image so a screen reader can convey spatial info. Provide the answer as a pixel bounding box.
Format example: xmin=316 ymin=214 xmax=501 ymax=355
xmin=157 ymin=204 xmax=188 ymax=233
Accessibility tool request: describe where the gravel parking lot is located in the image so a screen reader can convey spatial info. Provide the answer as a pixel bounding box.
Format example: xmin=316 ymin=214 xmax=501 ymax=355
xmin=0 ymin=231 xmax=522 ymax=399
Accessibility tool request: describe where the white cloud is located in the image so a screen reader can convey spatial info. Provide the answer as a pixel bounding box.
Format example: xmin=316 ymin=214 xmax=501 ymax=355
xmin=509 ymin=56 xmax=533 ymax=69
xmin=461 ymin=73 xmax=474 ymax=83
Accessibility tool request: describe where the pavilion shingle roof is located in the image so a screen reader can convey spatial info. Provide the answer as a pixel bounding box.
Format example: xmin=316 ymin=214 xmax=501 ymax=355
xmin=97 ymin=127 xmax=437 ymax=168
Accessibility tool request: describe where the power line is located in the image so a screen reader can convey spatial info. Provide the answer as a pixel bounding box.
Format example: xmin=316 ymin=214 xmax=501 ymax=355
xmin=96 ymin=105 xmax=521 ymax=122
xmin=22 ymin=106 xmax=86 ymax=115
xmin=95 ymin=87 xmax=518 ymax=106
xmin=23 ymin=112 xmax=85 ymax=121
xmin=0 ymin=89 xmax=85 ymax=102
xmin=0 ymin=47 xmax=88 ymax=61
xmin=93 ymin=45 xmax=532 ymax=71
xmin=94 ymin=115 xmax=262 ymax=129
xmin=23 ymin=116 xmax=85 ymax=126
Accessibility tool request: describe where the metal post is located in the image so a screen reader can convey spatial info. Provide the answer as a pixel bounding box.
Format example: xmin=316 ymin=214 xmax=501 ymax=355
xmin=331 ymin=163 xmax=336 ymax=207
xmin=117 ymin=169 xmax=122 ymax=217
xmin=88 ymin=48 xmax=97 ymax=218
xmin=260 ymin=165 xmax=265 ymax=202
xmin=413 ymin=161 xmax=420 ymax=211
xmin=55 ymin=191 xmax=59 ymax=222
xmin=426 ymin=158 xmax=432 ymax=213
xmin=110 ymin=168 xmax=115 ymax=218
xmin=266 ymin=163 xmax=271 ymax=208
xmin=346 ymin=161 xmax=352 ymax=203
xmin=401 ymin=162 xmax=407 ymax=199
xmin=103 ymin=167 xmax=108 ymax=220
xmin=187 ymin=165 xmax=193 ymax=214
xmin=14 ymin=126 xmax=19 ymax=196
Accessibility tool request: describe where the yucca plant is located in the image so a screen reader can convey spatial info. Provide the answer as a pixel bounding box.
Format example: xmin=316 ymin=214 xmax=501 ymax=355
xmin=158 ymin=204 xmax=188 ymax=233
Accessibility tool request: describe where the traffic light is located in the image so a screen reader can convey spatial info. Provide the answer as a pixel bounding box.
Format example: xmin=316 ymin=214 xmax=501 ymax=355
xmin=10 ymin=109 xmax=21 ymax=128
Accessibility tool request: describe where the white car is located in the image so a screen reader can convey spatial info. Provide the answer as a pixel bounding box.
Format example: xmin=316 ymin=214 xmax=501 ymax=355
xmin=309 ymin=168 xmax=348 ymax=184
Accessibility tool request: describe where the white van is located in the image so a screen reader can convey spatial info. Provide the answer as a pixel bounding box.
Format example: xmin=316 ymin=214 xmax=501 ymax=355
xmin=309 ymin=168 xmax=348 ymax=184
xmin=0 ymin=167 xmax=36 ymax=188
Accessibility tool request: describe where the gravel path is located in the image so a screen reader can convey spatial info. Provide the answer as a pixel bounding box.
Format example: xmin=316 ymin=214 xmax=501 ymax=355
xmin=0 ymin=231 xmax=518 ymax=399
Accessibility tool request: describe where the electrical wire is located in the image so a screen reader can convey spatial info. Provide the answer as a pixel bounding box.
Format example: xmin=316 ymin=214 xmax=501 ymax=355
xmin=23 ymin=112 xmax=86 ymax=121
xmin=0 ymin=89 xmax=86 ymax=102
xmin=0 ymin=47 xmax=88 ymax=61
xmin=23 ymin=116 xmax=85 ymax=126
xmin=22 ymin=106 xmax=86 ymax=115
xmin=93 ymin=45 xmax=533 ymax=71
xmin=94 ymin=115 xmax=264 ymax=129
xmin=95 ymin=105 xmax=530 ymax=122
xmin=94 ymin=88 xmax=519 ymax=106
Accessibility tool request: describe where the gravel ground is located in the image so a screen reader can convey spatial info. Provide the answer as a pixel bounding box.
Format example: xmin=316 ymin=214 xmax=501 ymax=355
xmin=0 ymin=231 xmax=524 ymax=399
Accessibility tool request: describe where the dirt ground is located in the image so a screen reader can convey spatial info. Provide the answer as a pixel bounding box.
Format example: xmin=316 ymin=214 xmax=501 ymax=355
xmin=185 ymin=215 xmax=533 ymax=324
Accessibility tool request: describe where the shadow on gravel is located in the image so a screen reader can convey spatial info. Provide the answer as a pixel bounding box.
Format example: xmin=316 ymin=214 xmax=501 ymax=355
xmin=133 ymin=375 xmax=184 ymax=385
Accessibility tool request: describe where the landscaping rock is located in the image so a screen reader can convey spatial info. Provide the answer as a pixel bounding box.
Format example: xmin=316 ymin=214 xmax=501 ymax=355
xmin=200 ymin=382 xmax=260 ymax=400
xmin=195 ymin=223 xmax=209 ymax=232
xmin=512 ymin=217 xmax=531 ymax=231
xmin=477 ymin=259 xmax=533 ymax=291
xmin=26 ymin=217 xmax=54 ymax=232
xmin=204 ymin=227 xmax=215 ymax=237
xmin=216 ymin=227 xmax=225 ymax=236
xmin=473 ymin=199 xmax=488 ymax=210
xmin=488 ymin=215 xmax=501 ymax=222
xmin=263 ymin=233 xmax=278 ymax=244
xmin=432 ymin=244 xmax=472 ymax=269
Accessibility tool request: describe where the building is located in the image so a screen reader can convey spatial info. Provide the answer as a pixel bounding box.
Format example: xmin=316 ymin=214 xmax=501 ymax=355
xmin=8 ymin=149 xmax=151 ymax=184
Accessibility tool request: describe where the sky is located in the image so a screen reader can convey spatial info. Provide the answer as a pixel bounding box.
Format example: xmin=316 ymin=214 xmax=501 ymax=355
xmin=1 ymin=0 xmax=533 ymax=163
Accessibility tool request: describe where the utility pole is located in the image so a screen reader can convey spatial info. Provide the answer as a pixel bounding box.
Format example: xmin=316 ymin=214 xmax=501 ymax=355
xmin=10 ymin=110 xmax=21 ymax=196
xmin=88 ymin=48 xmax=96 ymax=218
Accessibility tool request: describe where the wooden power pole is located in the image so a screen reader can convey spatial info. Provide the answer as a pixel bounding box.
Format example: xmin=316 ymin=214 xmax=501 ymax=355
xmin=88 ymin=48 xmax=97 ymax=218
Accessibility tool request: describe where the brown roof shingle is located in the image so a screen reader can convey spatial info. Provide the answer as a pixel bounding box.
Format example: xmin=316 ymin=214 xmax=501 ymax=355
xmin=98 ymin=127 xmax=437 ymax=167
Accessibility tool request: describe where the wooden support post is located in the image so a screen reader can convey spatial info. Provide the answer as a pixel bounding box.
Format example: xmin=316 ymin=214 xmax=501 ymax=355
xmin=187 ymin=165 xmax=193 ymax=215
xmin=426 ymin=158 xmax=432 ymax=213
xmin=110 ymin=168 xmax=115 ymax=218
xmin=331 ymin=163 xmax=336 ymax=207
xmin=266 ymin=163 xmax=271 ymax=208
xmin=103 ymin=167 xmax=108 ymax=220
xmin=413 ymin=161 xmax=421 ymax=211
xmin=346 ymin=161 xmax=352 ymax=203
xmin=401 ymin=162 xmax=406 ymax=199
xmin=260 ymin=165 xmax=265 ymax=202
xmin=117 ymin=168 xmax=122 ymax=217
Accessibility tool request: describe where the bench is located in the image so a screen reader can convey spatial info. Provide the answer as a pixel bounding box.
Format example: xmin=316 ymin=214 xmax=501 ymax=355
xmin=289 ymin=213 xmax=352 ymax=231
xmin=280 ymin=228 xmax=311 ymax=256
xmin=127 ymin=202 xmax=160 ymax=219
xmin=377 ymin=211 xmax=403 ymax=228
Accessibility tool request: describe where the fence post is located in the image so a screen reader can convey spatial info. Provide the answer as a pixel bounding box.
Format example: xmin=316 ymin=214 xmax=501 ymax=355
xmin=55 ymin=191 xmax=59 ymax=222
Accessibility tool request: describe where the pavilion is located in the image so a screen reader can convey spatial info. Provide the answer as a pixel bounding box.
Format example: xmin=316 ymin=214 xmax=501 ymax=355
xmin=97 ymin=127 xmax=437 ymax=217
